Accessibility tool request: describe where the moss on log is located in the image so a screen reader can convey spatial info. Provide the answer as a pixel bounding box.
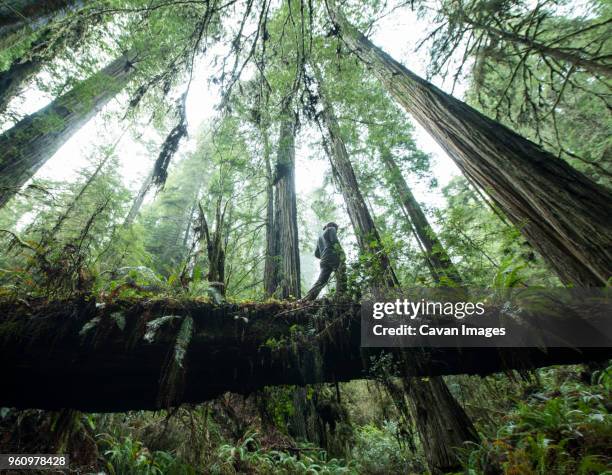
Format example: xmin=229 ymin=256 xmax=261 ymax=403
xmin=1 ymin=296 xmax=609 ymax=412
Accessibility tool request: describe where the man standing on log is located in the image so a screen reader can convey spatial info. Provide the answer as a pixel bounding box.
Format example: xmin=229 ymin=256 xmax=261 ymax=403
xmin=303 ymin=222 xmax=346 ymax=300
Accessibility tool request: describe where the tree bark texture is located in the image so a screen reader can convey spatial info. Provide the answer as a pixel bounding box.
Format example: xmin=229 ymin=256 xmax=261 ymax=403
xmin=327 ymin=1 xmax=612 ymax=286
xmin=0 ymin=50 xmax=42 ymax=115
xmin=315 ymin=70 xmax=477 ymax=472
xmin=272 ymin=106 xmax=301 ymax=299
xmin=380 ymin=150 xmax=463 ymax=285
xmin=0 ymin=52 xmax=136 ymax=208
xmin=263 ymin=124 xmax=278 ymax=297
xmin=404 ymin=377 xmax=479 ymax=474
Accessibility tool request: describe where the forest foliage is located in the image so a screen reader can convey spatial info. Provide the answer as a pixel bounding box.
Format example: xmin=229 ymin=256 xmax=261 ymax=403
xmin=0 ymin=0 xmax=610 ymax=473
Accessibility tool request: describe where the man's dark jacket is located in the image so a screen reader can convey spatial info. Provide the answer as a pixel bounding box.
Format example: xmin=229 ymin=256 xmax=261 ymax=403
xmin=315 ymin=226 xmax=342 ymax=266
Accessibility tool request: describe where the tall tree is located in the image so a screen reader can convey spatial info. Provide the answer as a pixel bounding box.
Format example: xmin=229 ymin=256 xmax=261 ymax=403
xmin=0 ymin=13 xmax=94 ymax=115
xmin=247 ymin=71 xmax=278 ymax=298
xmin=401 ymin=375 xmax=479 ymax=473
xmin=327 ymin=1 xmax=612 ymax=286
xmin=46 ymin=131 xmax=126 ymax=239
xmin=380 ymin=148 xmax=462 ymax=285
xmin=0 ymin=31 xmax=48 ymax=114
xmin=123 ymin=169 xmax=153 ymax=227
xmin=0 ymin=0 xmax=221 ymax=208
xmin=272 ymin=102 xmax=301 ymax=299
xmin=314 ymin=66 xmax=397 ymax=288
xmin=314 ymin=69 xmax=478 ymax=473
xmin=0 ymin=52 xmax=137 ymax=208
xmin=262 ymin=122 xmax=277 ymax=297
xmin=420 ymin=0 xmax=612 ymax=182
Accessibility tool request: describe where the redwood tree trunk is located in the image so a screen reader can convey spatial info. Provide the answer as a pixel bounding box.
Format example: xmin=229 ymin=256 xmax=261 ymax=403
xmin=0 ymin=53 xmax=136 ymax=208
xmin=315 ymin=67 xmax=398 ymax=288
xmin=0 ymin=0 xmax=79 ymax=41
xmin=273 ymin=104 xmax=301 ymax=299
xmin=380 ymin=150 xmax=463 ymax=285
xmin=315 ymin=70 xmax=478 ymax=473
xmin=0 ymin=52 xmax=43 ymax=115
xmin=123 ymin=169 xmax=153 ymax=227
xmin=381 ymin=151 xmax=478 ymax=473
xmin=262 ymin=124 xmax=278 ymax=297
xmin=0 ymin=21 xmax=85 ymax=114
xmin=327 ymin=1 xmax=612 ymax=286
xmin=403 ymin=377 xmax=479 ymax=474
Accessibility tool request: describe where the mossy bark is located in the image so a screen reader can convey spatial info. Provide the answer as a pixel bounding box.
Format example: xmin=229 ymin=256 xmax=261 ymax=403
xmin=0 ymin=0 xmax=80 ymax=50
xmin=404 ymin=377 xmax=478 ymax=473
xmin=0 ymin=52 xmax=136 ymax=208
xmin=0 ymin=297 xmax=609 ymax=412
xmin=0 ymin=52 xmax=42 ymax=114
xmin=0 ymin=0 xmax=79 ymax=40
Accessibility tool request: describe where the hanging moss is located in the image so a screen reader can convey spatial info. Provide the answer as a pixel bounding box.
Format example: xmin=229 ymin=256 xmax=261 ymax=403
xmin=109 ymin=311 xmax=125 ymax=331
xmin=173 ymin=316 xmax=193 ymax=368
xmin=157 ymin=315 xmax=194 ymax=408
xmin=151 ymin=93 xmax=188 ymax=187
xmin=143 ymin=315 xmax=180 ymax=343
xmin=78 ymin=316 xmax=100 ymax=337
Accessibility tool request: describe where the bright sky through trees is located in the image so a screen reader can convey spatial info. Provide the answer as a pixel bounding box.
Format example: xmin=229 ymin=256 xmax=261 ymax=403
xmin=13 ymin=5 xmax=460 ymax=210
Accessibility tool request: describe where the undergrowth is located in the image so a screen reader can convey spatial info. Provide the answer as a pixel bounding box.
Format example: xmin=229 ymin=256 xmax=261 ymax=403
xmin=455 ymin=366 xmax=612 ymax=475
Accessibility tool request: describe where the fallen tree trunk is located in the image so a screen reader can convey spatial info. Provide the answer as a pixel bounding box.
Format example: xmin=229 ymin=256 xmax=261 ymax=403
xmin=1 ymin=297 xmax=609 ymax=412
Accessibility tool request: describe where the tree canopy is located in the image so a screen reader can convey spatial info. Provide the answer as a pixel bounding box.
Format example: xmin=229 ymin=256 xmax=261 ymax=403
xmin=0 ymin=1 xmax=610 ymax=473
